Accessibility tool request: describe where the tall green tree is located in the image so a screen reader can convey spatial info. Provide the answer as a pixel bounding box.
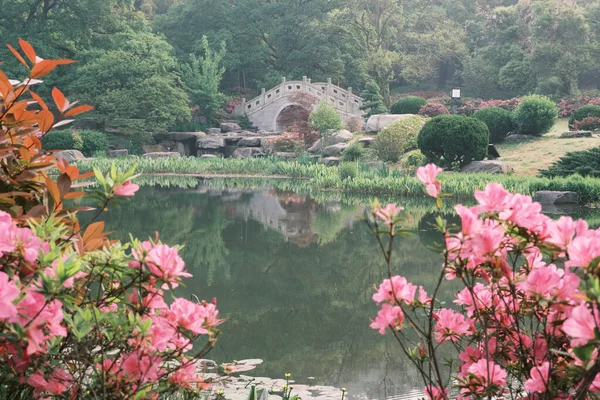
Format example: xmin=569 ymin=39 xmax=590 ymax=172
xmin=360 ymin=82 xmax=387 ymax=117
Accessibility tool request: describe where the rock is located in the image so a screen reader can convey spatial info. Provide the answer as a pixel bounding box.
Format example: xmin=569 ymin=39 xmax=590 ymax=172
xmin=488 ymin=144 xmax=501 ymax=160
xmin=220 ymin=122 xmax=241 ymax=133
xmin=142 ymin=152 xmax=181 ymax=158
xmin=559 ymin=131 xmax=593 ymax=138
xmin=332 ymin=129 xmax=353 ymax=142
xmin=237 ymin=137 xmax=262 ymax=147
xmin=55 ymin=150 xmax=86 ymax=163
xmin=274 ymin=152 xmax=297 ymax=160
xmin=358 ymin=137 xmax=375 ymax=147
xmin=504 ymin=134 xmax=534 ymax=143
xmin=200 ymin=154 xmax=219 ymax=159
xmin=224 ymin=136 xmax=242 ymax=145
xmin=533 ymin=191 xmax=579 ymax=205
xmin=153 ymin=131 xmax=205 ymax=142
xmin=308 ymin=133 xmax=353 ymax=153
xmin=322 ymin=143 xmax=348 ymax=157
xmin=460 ymin=161 xmax=514 ymax=174
xmin=107 ymin=149 xmax=128 ymax=157
xmin=197 ymin=137 xmax=225 ymax=150
xmin=232 ymin=147 xmax=263 ymax=159
xmin=142 ymin=145 xmax=167 ymax=154
xmin=174 ymin=142 xmax=186 ymax=156
xmin=319 ymin=157 xmax=340 ymax=166
xmin=206 ymin=128 xmax=221 ymax=135
xmin=159 ymin=140 xmax=176 ymax=149
xmin=365 ymin=114 xmax=412 ymax=133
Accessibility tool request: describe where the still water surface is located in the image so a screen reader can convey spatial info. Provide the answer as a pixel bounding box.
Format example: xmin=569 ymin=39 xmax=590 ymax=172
xmin=96 ymin=178 xmax=600 ymax=399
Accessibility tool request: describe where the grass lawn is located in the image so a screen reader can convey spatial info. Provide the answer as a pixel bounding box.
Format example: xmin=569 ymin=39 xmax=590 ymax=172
xmin=496 ymin=118 xmax=600 ymax=176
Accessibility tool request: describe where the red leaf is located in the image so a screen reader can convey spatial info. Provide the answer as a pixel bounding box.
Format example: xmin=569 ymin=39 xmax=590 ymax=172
xmin=18 ymin=38 xmax=36 ymax=64
xmin=6 ymin=44 xmax=28 ymax=67
xmin=30 ymin=59 xmax=75 ymax=79
xmin=38 ymin=109 xmax=55 ymax=132
xmin=65 ymin=105 xmax=94 ymax=117
xmin=51 ymin=87 xmax=68 ymax=112
xmin=30 ymin=91 xmax=48 ymax=110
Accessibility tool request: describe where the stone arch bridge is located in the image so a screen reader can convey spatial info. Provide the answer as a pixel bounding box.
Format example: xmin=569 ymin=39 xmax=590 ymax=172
xmin=232 ymin=77 xmax=364 ymax=132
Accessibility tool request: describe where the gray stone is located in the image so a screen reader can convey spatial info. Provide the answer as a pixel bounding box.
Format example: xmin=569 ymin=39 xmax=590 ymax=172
xmin=365 ymin=114 xmax=412 ymax=133
xmin=274 ymin=152 xmax=297 ymax=160
xmin=142 ymin=152 xmax=181 ymax=158
xmin=504 ymin=134 xmax=534 ymax=143
xmin=559 ymin=131 xmax=593 ymax=138
xmin=322 ymin=143 xmax=348 ymax=157
xmin=331 ymin=129 xmax=353 ymax=142
xmin=319 ymin=157 xmax=340 ymax=166
xmin=358 ymin=137 xmax=375 ymax=147
xmin=107 ymin=149 xmax=128 ymax=158
xmin=154 ymin=131 xmax=205 ymax=142
xmin=55 ymin=150 xmax=85 ymax=163
xmin=237 ymin=137 xmax=262 ymax=147
xmin=220 ymin=122 xmax=241 ymax=133
xmin=232 ymin=147 xmax=263 ymax=159
xmin=308 ymin=136 xmax=351 ymax=153
xmin=197 ymin=137 xmax=225 ymax=150
xmin=224 ymin=136 xmax=242 ymax=145
xmin=460 ymin=161 xmax=514 ymax=174
xmin=159 ymin=140 xmax=176 ymax=149
xmin=533 ymin=191 xmax=579 ymax=205
xmin=174 ymin=142 xmax=186 ymax=156
xmin=200 ymin=154 xmax=219 ymax=159
xmin=206 ymin=128 xmax=221 ymax=135
xmin=142 ymin=145 xmax=167 ymax=154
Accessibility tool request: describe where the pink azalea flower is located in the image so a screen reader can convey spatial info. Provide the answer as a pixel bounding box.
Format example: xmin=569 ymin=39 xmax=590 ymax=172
xmin=455 ymin=205 xmax=481 ymax=236
xmin=470 ymin=219 xmax=505 ymax=259
xmin=519 ymin=264 xmax=563 ymax=298
xmin=44 ymin=255 xmax=87 ymax=288
xmin=150 ymin=315 xmax=177 ymax=351
xmin=416 ymin=164 xmax=443 ymax=198
xmin=0 ymin=211 xmax=17 ymax=256
xmin=11 ymin=227 xmax=42 ymax=265
xmin=0 ymin=272 xmax=19 ymax=320
xmin=562 ymin=303 xmax=599 ymax=346
xmin=372 ymin=276 xmax=417 ymax=305
xmin=146 ymin=244 xmax=192 ymax=288
xmin=199 ymin=300 xmax=225 ymax=328
xmin=169 ymin=361 xmax=200 ymax=388
xmin=417 ymin=286 xmax=431 ymax=304
xmin=169 ymin=298 xmax=208 ymax=335
xmin=433 ymin=308 xmax=472 ymax=343
xmin=374 ymin=203 xmax=404 ymax=226
xmin=524 ymin=362 xmax=550 ymax=393
xmin=370 ymin=303 xmax=404 ymax=335
xmin=473 ymin=183 xmax=509 ymax=213
xmin=113 ymin=180 xmax=139 ymax=196
xmin=120 ymin=350 xmax=162 ymax=384
xmin=467 ymin=360 xmax=507 ymax=389
xmin=567 ymin=233 xmax=600 ymax=268
xmin=423 ymin=386 xmax=448 ymax=400
xmin=546 ymin=216 xmax=588 ymax=249
xmin=27 ymin=369 xmax=72 ymax=396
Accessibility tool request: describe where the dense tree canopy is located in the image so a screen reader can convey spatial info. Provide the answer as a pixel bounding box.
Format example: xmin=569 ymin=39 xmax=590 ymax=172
xmin=1 ymin=0 xmax=599 ymax=129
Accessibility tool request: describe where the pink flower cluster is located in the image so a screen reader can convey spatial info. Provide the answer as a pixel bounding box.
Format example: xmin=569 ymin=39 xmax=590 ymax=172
xmin=457 ymin=98 xmax=521 ymax=115
xmin=557 ymin=94 xmax=600 ymax=117
xmin=370 ymin=165 xmax=600 ymax=399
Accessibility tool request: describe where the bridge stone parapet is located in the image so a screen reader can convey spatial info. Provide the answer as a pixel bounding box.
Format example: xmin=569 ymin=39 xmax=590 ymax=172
xmin=233 ymin=77 xmax=364 ymax=132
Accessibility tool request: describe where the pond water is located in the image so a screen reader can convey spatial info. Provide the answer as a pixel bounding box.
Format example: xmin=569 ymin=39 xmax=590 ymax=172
xmin=94 ymin=178 xmax=600 ymax=399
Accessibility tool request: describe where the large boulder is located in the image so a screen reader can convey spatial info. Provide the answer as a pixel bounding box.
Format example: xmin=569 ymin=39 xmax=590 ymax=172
xmin=319 ymin=157 xmax=340 ymax=166
xmin=460 ymin=161 xmax=514 ymax=174
xmin=308 ymin=131 xmax=354 ymax=152
xmin=142 ymin=145 xmax=167 ymax=154
xmin=274 ymin=152 xmax=297 ymax=160
xmin=559 ymin=131 xmax=593 ymax=139
xmin=232 ymin=147 xmax=263 ymax=159
xmin=322 ymin=143 xmax=348 ymax=157
xmin=238 ymin=137 xmax=262 ymax=147
xmin=143 ymin=152 xmax=180 ymax=158
xmin=153 ymin=132 xmax=205 ymax=142
xmin=56 ymin=150 xmax=85 ymax=163
xmin=200 ymin=154 xmax=219 ymax=159
xmin=224 ymin=136 xmax=242 ymax=145
xmin=358 ymin=137 xmax=375 ymax=147
xmin=365 ymin=114 xmax=412 ymax=133
xmin=220 ymin=122 xmax=241 ymax=133
xmin=206 ymin=128 xmax=221 ymax=135
xmin=197 ymin=137 xmax=225 ymax=150
xmin=107 ymin=149 xmax=128 ymax=158
xmin=533 ymin=191 xmax=579 ymax=205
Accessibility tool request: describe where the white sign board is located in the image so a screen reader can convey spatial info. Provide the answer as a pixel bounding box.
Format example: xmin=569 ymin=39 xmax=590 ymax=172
xmin=451 ymin=89 xmax=461 ymax=99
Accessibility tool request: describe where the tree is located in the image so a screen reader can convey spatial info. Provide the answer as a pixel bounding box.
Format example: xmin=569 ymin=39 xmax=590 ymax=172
xmin=180 ymin=36 xmax=227 ymax=123
xmin=360 ymin=82 xmax=387 ymax=117
xmin=309 ymin=101 xmax=343 ymax=149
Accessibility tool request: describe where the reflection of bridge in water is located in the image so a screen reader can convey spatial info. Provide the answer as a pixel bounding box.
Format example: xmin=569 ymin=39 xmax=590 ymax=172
xmin=232 ymin=77 xmax=364 ymax=131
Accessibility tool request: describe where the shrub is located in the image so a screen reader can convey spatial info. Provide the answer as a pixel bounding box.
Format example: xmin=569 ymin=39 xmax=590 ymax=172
xmin=339 ymin=162 xmax=358 ymax=180
xmin=77 ymin=129 xmax=109 ymax=156
xmin=41 ymin=130 xmax=75 ymax=151
xmin=400 ymin=149 xmax=427 ymax=171
xmin=513 ymin=95 xmax=558 ymax=136
xmin=473 ymin=106 xmax=516 ymax=143
xmin=572 ymin=116 xmax=600 ymax=131
xmin=417 ymin=115 xmax=489 ymax=167
xmin=345 ymin=116 xmax=364 ymax=133
xmin=457 ymin=98 xmax=521 ymax=116
xmin=372 ymin=115 xmax=426 ymax=163
xmin=341 ymin=141 xmax=366 ymax=161
xmin=390 ymin=96 xmax=427 ymax=114
xmin=568 ymin=105 xmax=600 ymax=129
xmin=556 ymin=92 xmax=600 ymax=117
xmin=540 ymin=147 xmax=600 ymax=178
xmin=360 ymin=82 xmax=387 ymax=117
xmin=270 ymin=134 xmax=304 ymax=153
xmin=418 ymin=102 xmax=450 ymax=117
xmin=309 ymin=101 xmax=343 ymax=146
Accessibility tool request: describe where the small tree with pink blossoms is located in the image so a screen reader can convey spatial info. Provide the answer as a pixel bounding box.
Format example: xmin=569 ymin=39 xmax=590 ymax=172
xmin=367 ymin=163 xmax=600 ymax=399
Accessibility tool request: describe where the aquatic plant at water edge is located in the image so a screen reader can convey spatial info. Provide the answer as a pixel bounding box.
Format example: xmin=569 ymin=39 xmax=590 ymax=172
xmin=366 ymin=164 xmax=600 ymax=398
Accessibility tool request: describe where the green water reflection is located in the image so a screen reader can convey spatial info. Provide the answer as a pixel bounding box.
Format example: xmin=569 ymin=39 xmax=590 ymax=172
xmin=94 ymin=178 xmax=600 ymax=399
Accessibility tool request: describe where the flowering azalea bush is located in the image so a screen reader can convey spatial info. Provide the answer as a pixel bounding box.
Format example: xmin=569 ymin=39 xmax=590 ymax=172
xmin=418 ymin=102 xmax=450 ymax=117
xmin=367 ymin=163 xmax=600 ymax=399
xmin=457 ymin=98 xmax=521 ymax=116
xmin=557 ymin=94 xmax=600 ymax=118
xmin=0 ymin=40 xmax=241 ymax=399
xmin=572 ymin=117 xmax=600 ymax=132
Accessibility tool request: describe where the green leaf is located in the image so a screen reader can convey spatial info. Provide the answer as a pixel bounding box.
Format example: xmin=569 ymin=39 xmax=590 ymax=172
xmin=573 ymin=343 xmax=596 ymax=362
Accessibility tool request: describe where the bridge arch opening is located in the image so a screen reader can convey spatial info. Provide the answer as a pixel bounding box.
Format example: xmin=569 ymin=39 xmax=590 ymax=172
xmin=275 ymin=104 xmax=309 ymax=133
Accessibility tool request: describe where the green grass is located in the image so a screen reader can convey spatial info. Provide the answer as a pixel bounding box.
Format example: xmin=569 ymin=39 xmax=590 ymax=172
xmin=77 ymin=157 xmax=600 ymax=204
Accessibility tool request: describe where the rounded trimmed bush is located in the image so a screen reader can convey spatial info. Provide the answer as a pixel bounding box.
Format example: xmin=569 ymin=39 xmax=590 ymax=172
xmin=341 ymin=142 xmax=366 ymax=161
xmin=390 ymin=96 xmax=427 ymax=115
xmin=568 ymin=105 xmax=600 ymax=129
xmin=473 ymin=106 xmax=516 ymax=143
xmin=418 ymin=102 xmax=450 ymax=117
xmin=78 ymin=130 xmax=109 ymax=156
xmin=372 ymin=115 xmax=426 ymax=163
xmin=400 ymin=149 xmax=426 ymax=170
xmin=417 ymin=115 xmax=489 ymax=167
xmin=41 ymin=130 xmax=75 ymax=151
xmin=339 ymin=162 xmax=358 ymax=180
xmin=513 ymin=95 xmax=558 ymax=136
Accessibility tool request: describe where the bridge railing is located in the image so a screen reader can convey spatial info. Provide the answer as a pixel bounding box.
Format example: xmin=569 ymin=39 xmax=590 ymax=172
xmin=233 ymin=77 xmax=363 ymax=117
